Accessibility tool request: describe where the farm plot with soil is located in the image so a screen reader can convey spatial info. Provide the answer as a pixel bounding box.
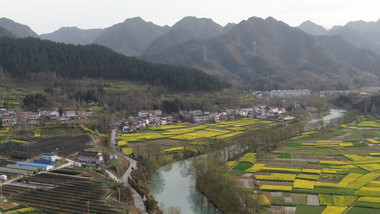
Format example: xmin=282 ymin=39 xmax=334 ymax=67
xmin=0 ymin=135 xmax=92 ymax=159
xmin=2 ymin=168 xmax=124 ymax=214
xmin=232 ymin=118 xmax=380 ymax=214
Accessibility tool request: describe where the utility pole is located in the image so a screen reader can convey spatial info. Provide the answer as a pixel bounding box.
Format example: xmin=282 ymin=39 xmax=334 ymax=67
xmin=117 ymin=187 xmax=121 ymax=204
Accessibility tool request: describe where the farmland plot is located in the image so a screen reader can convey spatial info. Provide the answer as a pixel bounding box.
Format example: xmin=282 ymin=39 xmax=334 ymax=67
xmin=240 ymin=118 xmax=380 ymax=213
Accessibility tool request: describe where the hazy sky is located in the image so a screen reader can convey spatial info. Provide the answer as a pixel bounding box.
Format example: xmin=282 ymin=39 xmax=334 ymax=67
xmin=1 ymin=0 xmax=380 ymax=34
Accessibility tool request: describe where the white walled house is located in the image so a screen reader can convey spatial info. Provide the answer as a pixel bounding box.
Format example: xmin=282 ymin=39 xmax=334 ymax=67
xmin=193 ymin=115 xmax=210 ymax=123
xmin=77 ymin=151 xmax=104 ymax=165
xmin=42 ymin=154 xmax=58 ymax=162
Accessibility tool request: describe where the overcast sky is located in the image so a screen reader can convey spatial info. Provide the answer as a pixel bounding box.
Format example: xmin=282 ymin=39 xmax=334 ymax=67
xmin=1 ymin=0 xmax=380 ymax=34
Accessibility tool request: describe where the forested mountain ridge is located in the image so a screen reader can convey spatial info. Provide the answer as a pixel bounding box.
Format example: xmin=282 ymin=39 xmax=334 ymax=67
xmin=0 ymin=17 xmax=39 ymax=38
xmin=0 ymin=37 xmax=228 ymax=91
xmin=142 ymin=17 xmax=380 ymax=90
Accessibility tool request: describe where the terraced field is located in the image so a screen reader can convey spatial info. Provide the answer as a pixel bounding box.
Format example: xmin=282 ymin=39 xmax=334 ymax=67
xmin=3 ymin=170 xmax=123 ymax=214
xmin=230 ymin=118 xmax=380 ymax=214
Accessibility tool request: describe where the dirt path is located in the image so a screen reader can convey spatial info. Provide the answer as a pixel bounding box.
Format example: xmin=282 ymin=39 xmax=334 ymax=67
xmin=110 ymin=128 xmax=117 ymax=152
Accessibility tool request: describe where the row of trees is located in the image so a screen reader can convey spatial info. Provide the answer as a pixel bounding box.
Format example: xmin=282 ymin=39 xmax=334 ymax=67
xmin=333 ymin=93 xmax=379 ymax=116
xmin=0 ymin=37 xmax=229 ymax=92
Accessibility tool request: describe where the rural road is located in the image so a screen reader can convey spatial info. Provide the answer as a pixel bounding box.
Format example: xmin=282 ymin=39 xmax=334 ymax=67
xmin=108 ymin=127 xmax=147 ymax=214
xmin=121 ymin=156 xmax=147 ymax=214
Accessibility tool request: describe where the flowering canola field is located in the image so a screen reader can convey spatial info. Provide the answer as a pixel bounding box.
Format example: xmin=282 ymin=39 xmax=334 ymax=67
xmin=243 ymin=117 xmax=380 ymax=213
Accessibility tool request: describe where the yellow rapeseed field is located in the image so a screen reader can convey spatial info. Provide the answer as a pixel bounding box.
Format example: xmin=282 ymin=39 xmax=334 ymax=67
xmin=293 ymin=179 xmax=315 ymax=189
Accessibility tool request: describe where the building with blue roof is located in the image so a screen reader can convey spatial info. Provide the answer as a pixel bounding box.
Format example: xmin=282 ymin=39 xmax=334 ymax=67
xmin=16 ymin=162 xmax=53 ymax=171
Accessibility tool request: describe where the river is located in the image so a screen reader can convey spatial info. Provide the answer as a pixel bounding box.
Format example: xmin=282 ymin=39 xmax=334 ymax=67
xmin=151 ymin=158 xmax=221 ymax=214
xmin=307 ymin=108 xmax=346 ymax=129
xmin=151 ymin=108 xmax=346 ymax=214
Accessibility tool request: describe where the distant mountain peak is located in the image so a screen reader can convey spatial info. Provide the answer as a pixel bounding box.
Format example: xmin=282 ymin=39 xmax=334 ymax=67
xmin=171 ymin=16 xmax=224 ymax=40
xmin=173 ymin=16 xmax=222 ymax=28
xmin=123 ymin=17 xmax=145 ymax=23
xmin=265 ymin=16 xmax=277 ymax=22
xmin=298 ymin=20 xmax=327 ymax=35
xmin=93 ymin=17 xmax=169 ymax=56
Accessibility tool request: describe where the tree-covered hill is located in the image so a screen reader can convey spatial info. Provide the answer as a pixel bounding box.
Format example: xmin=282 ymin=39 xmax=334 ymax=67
xmin=0 ymin=37 xmax=228 ymax=91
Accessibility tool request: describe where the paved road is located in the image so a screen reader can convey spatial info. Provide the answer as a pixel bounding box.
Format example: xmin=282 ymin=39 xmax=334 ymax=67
xmin=121 ymin=156 xmax=147 ymax=214
xmin=122 ymin=156 xmax=137 ymax=183
xmin=108 ymin=128 xmax=147 ymax=214
xmin=105 ymin=156 xmax=146 ymax=214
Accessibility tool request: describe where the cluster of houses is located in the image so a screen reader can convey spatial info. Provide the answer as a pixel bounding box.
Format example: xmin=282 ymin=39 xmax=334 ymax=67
xmin=0 ymin=107 xmax=94 ymax=125
xmin=252 ymin=89 xmax=311 ymax=98
xmin=180 ymin=106 xmax=288 ymax=123
xmin=121 ymin=105 xmax=293 ymax=133
xmin=0 ymin=154 xmax=60 ymax=179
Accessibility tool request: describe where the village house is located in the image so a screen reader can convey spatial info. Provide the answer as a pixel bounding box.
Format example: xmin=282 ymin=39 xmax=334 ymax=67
xmin=138 ymin=110 xmax=162 ymax=117
xmin=160 ymin=117 xmax=167 ymax=125
xmin=122 ymin=125 xmax=133 ymax=133
xmin=209 ymin=112 xmax=221 ymax=122
xmin=77 ymin=151 xmax=104 ymax=165
xmin=49 ymin=110 xmax=60 ymax=119
xmin=193 ymin=115 xmax=210 ymax=123
xmin=270 ymin=89 xmax=310 ymax=98
xmin=76 ymin=110 xmax=86 ymax=118
xmin=149 ymin=115 xmax=160 ymax=123
xmin=137 ymin=119 xmax=147 ymax=128
xmin=190 ymin=110 xmax=203 ymax=116
xmin=57 ymin=116 xmax=68 ymax=123
xmin=22 ymin=111 xmax=40 ymax=121
xmin=226 ymin=109 xmax=235 ymax=116
xmin=235 ymin=109 xmax=248 ymax=117
xmin=179 ymin=111 xmax=191 ymax=120
xmin=109 ymin=152 xmax=118 ymax=160
xmin=7 ymin=108 xmax=15 ymax=115
xmin=1 ymin=114 xmax=16 ymax=125
xmin=38 ymin=108 xmax=52 ymax=117
xmin=65 ymin=110 xmax=77 ymax=119
xmin=138 ymin=110 xmax=149 ymax=117
xmin=42 ymin=154 xmax=59 ymax=162
xmin=153 ymin=110 xmax=162 ymax=116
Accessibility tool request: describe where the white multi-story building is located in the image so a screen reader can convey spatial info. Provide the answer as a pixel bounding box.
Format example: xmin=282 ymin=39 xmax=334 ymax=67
xmin=270 ymin=89 xmax=310 ymax=98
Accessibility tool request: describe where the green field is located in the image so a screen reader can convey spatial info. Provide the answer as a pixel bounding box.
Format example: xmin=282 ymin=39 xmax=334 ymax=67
xmin=243 ymin=117 xmax=380 ymax=214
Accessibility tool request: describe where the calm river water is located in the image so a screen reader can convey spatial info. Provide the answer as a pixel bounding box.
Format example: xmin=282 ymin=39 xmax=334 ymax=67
xmin=151 ymin=158 xmax=220 ymax=214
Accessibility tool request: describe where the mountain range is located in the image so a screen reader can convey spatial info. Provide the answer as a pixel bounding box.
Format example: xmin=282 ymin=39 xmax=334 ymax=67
xmin=1 ymin=16 xmax=380 ymax=90
xmin=299 ymin=19 xmax=380 ymax=55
